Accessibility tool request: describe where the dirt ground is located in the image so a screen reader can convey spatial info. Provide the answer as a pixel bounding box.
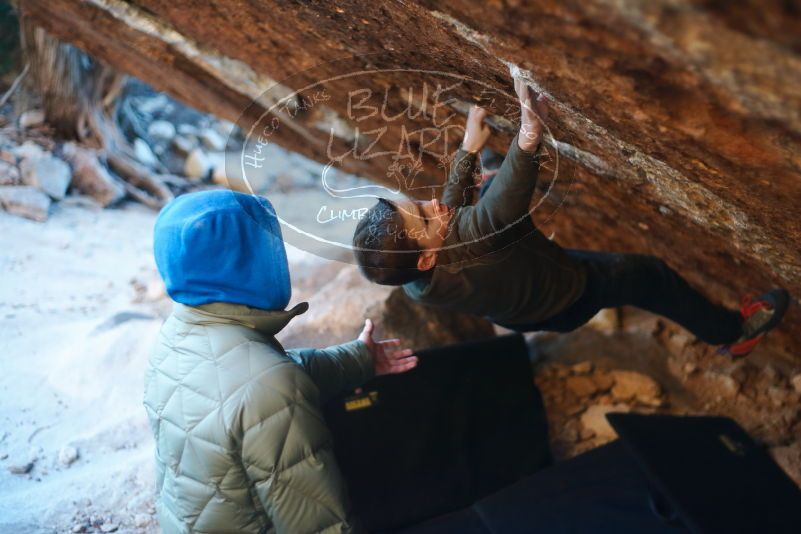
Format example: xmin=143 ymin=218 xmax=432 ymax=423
xmin=531 ymin=310 xmax=801 ymax=486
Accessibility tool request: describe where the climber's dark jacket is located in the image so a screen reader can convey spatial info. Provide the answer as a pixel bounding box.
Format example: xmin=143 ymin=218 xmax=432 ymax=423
xmin=403 ymin=134 xmax=587 ymax=325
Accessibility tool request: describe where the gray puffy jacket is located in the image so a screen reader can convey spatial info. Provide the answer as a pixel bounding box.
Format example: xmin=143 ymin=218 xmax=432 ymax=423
xmin=144 ymin=301 xmax=373 ymax=533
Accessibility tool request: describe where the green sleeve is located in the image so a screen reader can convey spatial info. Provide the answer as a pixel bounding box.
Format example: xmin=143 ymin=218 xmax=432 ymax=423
xmin=440 ymin=149 xmax=479 ymax=208
xmin=455 ymin=134 xmax=540 ymax=244
xmin=286 ymin=340 xmax=375 ymax=403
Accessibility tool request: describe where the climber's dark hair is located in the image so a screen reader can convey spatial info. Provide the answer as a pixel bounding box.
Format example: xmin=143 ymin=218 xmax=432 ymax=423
xmin=352 ymin=198 xmax=425 ymax=286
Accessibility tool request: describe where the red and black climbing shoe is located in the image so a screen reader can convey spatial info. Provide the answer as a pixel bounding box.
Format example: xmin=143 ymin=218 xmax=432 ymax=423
xmin=720 ymin=289 xmax=790 ymax=357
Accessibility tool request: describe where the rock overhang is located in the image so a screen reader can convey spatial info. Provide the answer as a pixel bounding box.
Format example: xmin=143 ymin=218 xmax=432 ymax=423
xmin=18 ymin=0 xmax=801 ymax=356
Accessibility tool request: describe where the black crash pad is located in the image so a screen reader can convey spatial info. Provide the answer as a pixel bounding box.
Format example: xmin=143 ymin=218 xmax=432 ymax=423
xmin=397 ymin=440 xmax=689 ymax=534
xmin=324 ymin=334 xmax=551 ymax=532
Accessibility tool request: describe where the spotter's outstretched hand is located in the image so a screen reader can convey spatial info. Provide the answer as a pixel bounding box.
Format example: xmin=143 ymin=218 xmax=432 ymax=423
xmin=358 ymin=319 xmax=418 ymax=376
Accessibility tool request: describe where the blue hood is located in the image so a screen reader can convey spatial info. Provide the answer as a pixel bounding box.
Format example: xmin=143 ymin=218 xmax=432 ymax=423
xmin=153 ymin=190 xmax=291 ymax=310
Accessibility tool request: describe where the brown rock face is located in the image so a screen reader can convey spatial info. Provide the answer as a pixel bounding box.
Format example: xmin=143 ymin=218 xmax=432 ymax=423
xmin=19 ymin=0 xmax=800 ymax=355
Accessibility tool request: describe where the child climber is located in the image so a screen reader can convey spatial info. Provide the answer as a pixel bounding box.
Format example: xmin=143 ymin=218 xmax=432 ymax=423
xmin=353 ymin=77 xmax=788 ymax=356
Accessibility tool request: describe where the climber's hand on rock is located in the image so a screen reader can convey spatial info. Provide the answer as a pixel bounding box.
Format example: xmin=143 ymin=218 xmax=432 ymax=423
xmin=514 ymin=77 xmax=548 ymax=152
xmin=461 ymin=105 xmax=492 ymax=153
xmin=358 ymin=319 xmax=418 ymax=376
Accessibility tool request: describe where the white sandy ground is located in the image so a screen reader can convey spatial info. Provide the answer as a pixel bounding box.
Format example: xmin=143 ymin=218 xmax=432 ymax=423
xmin=0 ymin=199 xmax=335 ymax=533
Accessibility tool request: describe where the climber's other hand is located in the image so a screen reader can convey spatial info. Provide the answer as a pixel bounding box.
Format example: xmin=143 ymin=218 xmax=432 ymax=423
xmin=461 ymin=105 xmax=492 ymax=153
xmin=514 ymin=77 xmax=547 ymax=152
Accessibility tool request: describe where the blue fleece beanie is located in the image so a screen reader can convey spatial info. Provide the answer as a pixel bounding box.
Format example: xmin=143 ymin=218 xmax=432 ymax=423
xmin=153 ymin=190 xmax=291 ymax=310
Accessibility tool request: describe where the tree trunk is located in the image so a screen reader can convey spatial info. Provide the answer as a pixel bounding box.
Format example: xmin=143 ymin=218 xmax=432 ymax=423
xmin=14 ymin=6 xmax=172 ymax=207
xmin=19 ymin=17 xmax=123 ymax=147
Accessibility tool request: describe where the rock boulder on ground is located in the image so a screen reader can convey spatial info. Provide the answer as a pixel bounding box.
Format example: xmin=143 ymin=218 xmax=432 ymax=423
xmin=0 ymin=160 xmax=19 ymax=185
xmin=170 ymin=135 xmax=194 ymax=156
xmin=133 ymin=514 xmax=151 ymax=528
xmin=571 ymin=361 xmax=593 ymax=374
xmin=183 ymin=148 xmax=210 ymax=180
xmin=7 ymin=462 xmax=34 ymax=475
xmin=147 ymin=120 xmax=177 ymax=140
xmin=199 ymin=129 xmax=226 ymax=151
xmin=0 ymin=149 xmax=15 ymax=165
xmin=610 ymin=370 xmax=662 ymax=405
xmin=18 ymin=109 xmax=45 ymax=129
xmin=58 ymin=445 xmax=79 ymax=466
xmin=565 ymin=375 xmax=597 ymax=398
xmin=592 ymin=370 xmax=615 ymax=393
xmin=61 ymin=143 xmax=125 ymax=207
xmin=177 ymin=123 xmax=197 ymax=137
xmin=20 ymin=152 xmax=72 ymax=200
xmin=0 ymin=186 xmax=52 ymax=222
xmin=133 ymin=138 xmax=159 ymax=168
xmin=11 ymin=140 xmax=45 ymax=162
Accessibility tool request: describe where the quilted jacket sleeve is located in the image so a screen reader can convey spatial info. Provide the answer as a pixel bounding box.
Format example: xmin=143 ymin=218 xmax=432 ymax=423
xmin=239 ymin=360 xmax=364 ymax=533
xmin=285 ymin=340 xmax=375 ymax=403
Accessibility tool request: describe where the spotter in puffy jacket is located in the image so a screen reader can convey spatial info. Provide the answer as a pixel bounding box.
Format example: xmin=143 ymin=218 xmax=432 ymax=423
xmin=145 ymin=190 xmax=417 ymax=534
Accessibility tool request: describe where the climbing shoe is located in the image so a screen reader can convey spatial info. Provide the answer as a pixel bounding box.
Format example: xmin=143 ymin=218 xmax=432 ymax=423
xmin=719 ymin=288 xmax=790 ymax=356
